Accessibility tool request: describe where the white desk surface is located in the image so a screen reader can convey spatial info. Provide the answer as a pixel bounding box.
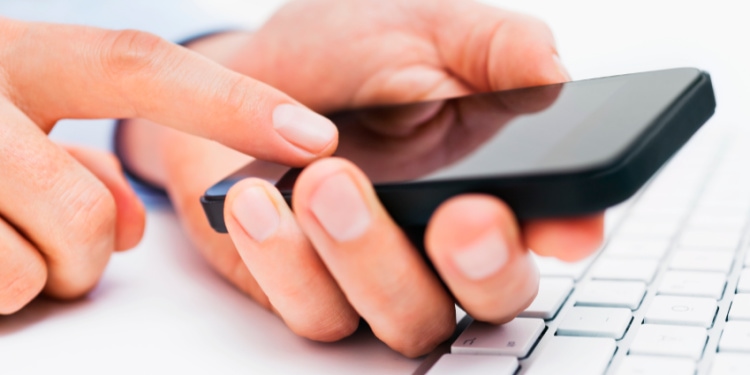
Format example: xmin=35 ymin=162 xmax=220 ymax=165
xmin=1 ymin=1 xmax=748 ymax=374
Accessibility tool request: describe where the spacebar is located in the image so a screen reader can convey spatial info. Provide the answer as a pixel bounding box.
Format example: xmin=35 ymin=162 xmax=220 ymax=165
xmin=524 ymin=336 xmax=616 ymax=375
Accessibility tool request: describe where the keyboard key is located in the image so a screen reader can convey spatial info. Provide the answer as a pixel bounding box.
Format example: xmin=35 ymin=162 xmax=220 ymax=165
xmin=604 ymin=204 xmax=630 ymax=236
xmin=669 ymin=249 xmax=735 ymax=274
xmin=575 ymin=280 xmax=646 ymax=310
xmin=710 ymin=353 xmax=750 ymax=375
xmin=519 ymin=278 xmax=573 ymax=320
xmin=614 ymin=356 xmax=695 ymax=375
xmin=658 ymin=271 xmax=726 ymax=299
xmin=728 ymin=294 xmax=750 ymax=321
xmin=737 ymin=269 xmax=750 ymax=293
xmin=452 ymin=318 xmax=545 ymax=357
xmin=686 ymin=211 xmax=746 ymax=232
xmin=617 ymin=218 xmax=680 ymax=238
xmin=427 ymin=354 xmax=517 ymax=375
xmin=629 ymin=204 xmax=688 ymax=218
xmin=718 ymin=321 xmax=750 ymax=353
xmin=643 ymin=296 xmax=717 ymax=328
xmin=524 ymin=336 xmax=616 ymax=375
xmin=455 ymin=305 xmax=466 ymax=324
xmin=532 ymin=253 xmax=595 ymax=280
xmin=556 ymin=306 xmax=632 ymax=339
xmin=629 ymin=324 xmax=707 ymax=359
xmin=678 ymin=230 xmax=741 ymax=250
xmin=605 ymin=238 xmax=670 ymax=260
xmin=590 ymin=258 xmax=659 ymax=283
xmin=697 ymin=197 xmax=750 ymax=213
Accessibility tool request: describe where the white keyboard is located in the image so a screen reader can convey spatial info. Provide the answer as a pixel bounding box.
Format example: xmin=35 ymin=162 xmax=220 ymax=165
xmin=421 ymin=124 xmax=750 ymax=375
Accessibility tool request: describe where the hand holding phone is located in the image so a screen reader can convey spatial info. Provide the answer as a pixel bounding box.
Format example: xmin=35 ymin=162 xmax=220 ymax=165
xmin=115 ymin=0 xmax=630 ymax=359
xmin=204 ymin=68 xmax=715 ymax=230
xmin=203 ymin=68 xmax=713 ymax=358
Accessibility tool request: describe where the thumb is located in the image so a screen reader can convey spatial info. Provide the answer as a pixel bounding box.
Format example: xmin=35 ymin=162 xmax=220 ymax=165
xmin=431 ymin=2 xmax=569 ymax=91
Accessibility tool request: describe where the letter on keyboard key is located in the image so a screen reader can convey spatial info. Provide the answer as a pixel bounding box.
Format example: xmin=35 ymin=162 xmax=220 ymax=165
xmin=710 ymin=353 xmax=750 ymax=375
xmin=518 ymin=277 xmax=573 ymax=320
xmin=524 ymin=336 xmax=616 ymax=375
xmin=590 ymin=258 xmax=659 ymax=283
xmin=556 ymin=306 xmax=632 ymax=339
xmin=728 ymin=294 xmax=750 ymax=321
xmin=575 ymin=281 xmax=646 ymax=309
xmin=657 ymin=270 xmax=726 ymax=299
xmin=426 ymin=354 xmax=518 ymax=375
xmin=719 ymin=321 xmax=750 ymax=353
xmin=643 ymin=296 xmax=717 ymax=327
xmin=451 ymin=318 xmax=545 ymax=357
xmin=629 ymin=324 xmax=707 ymax=359
xmin=614 ymin=355 xmax=696 ymax=375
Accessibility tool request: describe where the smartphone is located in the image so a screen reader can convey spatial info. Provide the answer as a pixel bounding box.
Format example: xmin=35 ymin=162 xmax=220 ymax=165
xmin=201 ymin=68 xmax=715 ymax=233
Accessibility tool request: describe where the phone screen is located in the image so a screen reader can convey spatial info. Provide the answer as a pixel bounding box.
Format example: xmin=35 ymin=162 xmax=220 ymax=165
xmin=328 ymin=78 xmax=626 ymax=184
xmin=207 ymin=68 xmax=701 ymax=197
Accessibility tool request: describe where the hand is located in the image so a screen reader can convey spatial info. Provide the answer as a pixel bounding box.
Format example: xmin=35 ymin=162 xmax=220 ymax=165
xmin=329 ymin=82 xmax=563 ymax=182
xmin=0 ymin=18 xmax=338 ymax=314
xmin=120 ymin=0 xmax=604 ymax=357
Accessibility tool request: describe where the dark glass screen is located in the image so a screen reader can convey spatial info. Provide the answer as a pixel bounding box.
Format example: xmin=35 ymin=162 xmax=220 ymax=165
xmin=328 ymin=68 xmax=700 ymax=185
xmin=206 ymin=68 xmax=701 ymax=197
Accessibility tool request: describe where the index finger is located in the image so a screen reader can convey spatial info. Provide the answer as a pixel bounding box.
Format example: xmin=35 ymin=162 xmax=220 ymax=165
xmin=0 ymin=19 xmax=337 ymax=166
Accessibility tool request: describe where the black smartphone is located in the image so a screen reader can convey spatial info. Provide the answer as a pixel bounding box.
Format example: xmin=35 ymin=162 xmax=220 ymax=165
xmin=201 ymin=68 xmax=715 ymax=233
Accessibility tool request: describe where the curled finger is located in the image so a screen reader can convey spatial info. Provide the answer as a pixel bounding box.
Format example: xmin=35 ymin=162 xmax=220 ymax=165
xmin=425 ymin=195 xmax=539 ymax=323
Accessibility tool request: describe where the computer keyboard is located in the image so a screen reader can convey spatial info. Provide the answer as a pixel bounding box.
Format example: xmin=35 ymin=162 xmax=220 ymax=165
xmin=422 ymin=124 xmax=750 ymax=374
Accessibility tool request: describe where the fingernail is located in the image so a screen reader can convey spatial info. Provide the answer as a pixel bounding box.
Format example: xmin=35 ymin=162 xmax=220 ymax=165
xmin=310 ymin=172 xmax=371 ymax=242
xmin=232 ymin=186 xmax=280 ymax=243
xmin=452 ymin=229 xmax=509 ymax=280
xmin=273 ymin=104 xmax=337 ymax=154
xmin=553 ymin=54 xmax=571 ymax=82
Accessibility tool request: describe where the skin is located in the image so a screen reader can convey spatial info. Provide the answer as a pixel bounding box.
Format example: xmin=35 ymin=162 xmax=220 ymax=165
xmin=0 ymin=17 xmax=338 ymax=310
xmin=0 ymin=0 xmax=604 ymax=358
xmin=121 ymin=0 xmax=604 ymax=357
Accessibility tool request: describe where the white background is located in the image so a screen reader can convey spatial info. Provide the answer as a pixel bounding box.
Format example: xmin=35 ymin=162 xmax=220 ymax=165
xmin=0 ymin=1 xmax=747 ymax=374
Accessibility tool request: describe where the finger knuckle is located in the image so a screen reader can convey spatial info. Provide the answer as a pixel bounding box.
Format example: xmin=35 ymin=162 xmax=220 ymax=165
xmin=61 ymin=177 xmax=117 ymax=252
xmin=388 ymin=316 xmax=454 ymax=358
xmin=470 ymin=265 xmax=540 ymax=324
xmin=374 ymin=296 xmax=454 ymax=356
xmin=0 ymin=258 xmax=46 ymax=315
xmin=518 ymin=15 xmax=556 ymax=52
xmin=288 ymin=314 xmax=359 ymax=343
xmin=218 ymin=75 xmax=260 ymax=119
xmin=45 ymin=179 xmax=116 ymax=299
xmin=100 ymin=29 xmax=168 ymax=79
